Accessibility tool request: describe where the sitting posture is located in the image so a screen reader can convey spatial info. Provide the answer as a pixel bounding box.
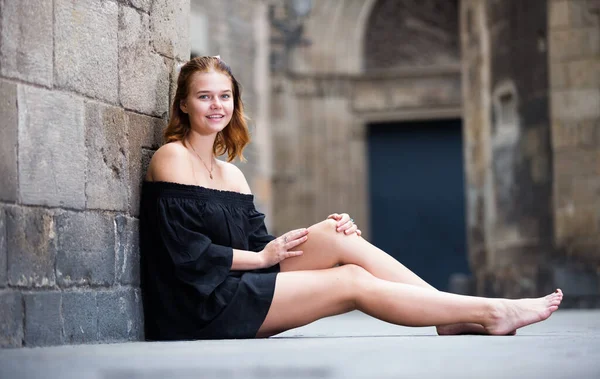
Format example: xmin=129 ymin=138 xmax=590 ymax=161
xmin=140 ymin=56 xmax=563 ymax=341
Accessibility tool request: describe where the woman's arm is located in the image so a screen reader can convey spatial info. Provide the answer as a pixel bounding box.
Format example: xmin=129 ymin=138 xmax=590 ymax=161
xmin=231 ymin=249 xmax=264 ymax=271
xmin=233 ymin=228 xmax=309 ymax=271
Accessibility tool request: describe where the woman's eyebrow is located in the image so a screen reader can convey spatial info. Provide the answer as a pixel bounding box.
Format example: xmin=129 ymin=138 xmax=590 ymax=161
xmin=196 ymin=89 xmax=232 ymax=94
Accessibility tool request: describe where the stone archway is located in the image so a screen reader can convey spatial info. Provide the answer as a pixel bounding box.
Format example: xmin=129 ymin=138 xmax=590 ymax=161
xmin=270 ymin=0 xmax=463 ymax=241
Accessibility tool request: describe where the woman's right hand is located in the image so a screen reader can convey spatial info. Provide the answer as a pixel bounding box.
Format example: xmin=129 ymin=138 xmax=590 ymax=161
xmin=259 ymin=228 xmax=308 ymax=268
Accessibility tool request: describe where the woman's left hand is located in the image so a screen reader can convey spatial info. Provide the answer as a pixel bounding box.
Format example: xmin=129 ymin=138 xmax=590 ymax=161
xmin=327 ymin=213 xmax=362 ymax=237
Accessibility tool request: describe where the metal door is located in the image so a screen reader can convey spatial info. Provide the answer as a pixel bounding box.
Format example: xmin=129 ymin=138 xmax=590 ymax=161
xmin=367 ymin=119 xmax=470 ymax=291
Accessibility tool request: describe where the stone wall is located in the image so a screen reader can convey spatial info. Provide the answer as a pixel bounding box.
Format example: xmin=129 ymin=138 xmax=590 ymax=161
xmin=548 ymin=0 xmax=600 ymax=305
xmin=549 ymin=0 xmax=600 ymax=261
xmin=0 ymin=0 xmax=190 ymax=347
xmin=461 ymin=0 xmax=600 ymax=304
xmin=365 ymin=0 xmax=460 ymax=70
xmin=485 ymin=0 xmax=555 ymax=297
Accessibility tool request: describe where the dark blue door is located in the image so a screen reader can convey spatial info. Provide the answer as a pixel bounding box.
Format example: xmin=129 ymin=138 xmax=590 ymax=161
xmin=367 ymin=119 xmax=470 ymax=291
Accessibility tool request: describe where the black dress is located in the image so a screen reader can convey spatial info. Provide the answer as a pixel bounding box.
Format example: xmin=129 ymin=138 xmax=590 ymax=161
xmin=139 ymin=181 xmax=279 ymax=340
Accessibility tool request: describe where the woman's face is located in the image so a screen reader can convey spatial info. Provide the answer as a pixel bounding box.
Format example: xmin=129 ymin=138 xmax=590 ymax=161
xmin=181 ymin=70 xmax=234 ymax=135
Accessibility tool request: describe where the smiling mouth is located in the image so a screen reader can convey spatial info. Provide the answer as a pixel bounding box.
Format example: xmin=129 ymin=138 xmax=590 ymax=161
xmin=206 ymin=115 xmax=224 ymax=119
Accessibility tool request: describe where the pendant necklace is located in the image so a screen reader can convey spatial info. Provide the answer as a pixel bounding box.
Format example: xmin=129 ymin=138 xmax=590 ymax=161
xmin=189 ymin=142 xmax=214 ymax=179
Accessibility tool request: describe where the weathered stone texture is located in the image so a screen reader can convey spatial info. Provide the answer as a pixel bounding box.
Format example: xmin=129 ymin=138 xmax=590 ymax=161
xmin=116 ymin=216 xmax=140 ymax=285
xmin=365 ymin=0 xmax=460 ymax=70
xmin=128 ymin=112 xmax=164 ymax=215
xmin=551 ymin=89 xmax=600 ymax=120
xmin=0 ymin=79 xmax=17 ymax=202
xmin=55 ymin=0 xmax=118 ymax=102
xmin=0 ymin=291 xmax=23 ymax=347
xmin=18 ymin=86 xmax=86 ymax=209
xmin=62 ymin=291 xmax=98 ymax=344
xmin=85 ymin=102 xmax=129 ymax=211
xmin=549 ymin=28 xmax=600 ymax=61
xmin=55 ymin=211 xmax=115 ymax=287
xmin=150 ymin=0 xmax=190 ymax=60
xmin=0 ymin=208 xmax=6 ymax=287
xmin=119 ymin=5 xmax=170 ymax=116
xmin=122 ymin=0 xmax=153 ymax=13
xmin=24 ymin=292 xmax=63 ymax=347
xmin=6 ymin=206 xmax=56 ymax=288
xmin=97 ymin=288 xmax=143 ymax=341
xmin=0 ymin=0 xmax=53 ymax=86
xmin=549 ymin=0 xmax=600 ymax=263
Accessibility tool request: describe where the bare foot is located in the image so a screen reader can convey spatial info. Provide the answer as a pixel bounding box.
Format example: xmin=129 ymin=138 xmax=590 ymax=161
xmin=437 ymin=323 xmax=516 ymax=336
xmin=484 ymin=289 xmax=563 ymax=335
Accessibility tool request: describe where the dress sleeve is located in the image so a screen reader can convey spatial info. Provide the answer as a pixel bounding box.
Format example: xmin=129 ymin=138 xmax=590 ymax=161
xmin=157 ymin=198 xmax=233 ymax=296
xmin=247 ymin=209 xmax=276 ymax=252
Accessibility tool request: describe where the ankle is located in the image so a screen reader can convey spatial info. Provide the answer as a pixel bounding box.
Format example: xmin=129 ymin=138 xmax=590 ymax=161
xmin=483 ymin=299 xmax=504 ymax=325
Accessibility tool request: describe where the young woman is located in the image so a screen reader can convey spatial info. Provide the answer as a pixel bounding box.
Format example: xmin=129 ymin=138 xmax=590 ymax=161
xmin=140 ymin=56 xmax=563 ymax=341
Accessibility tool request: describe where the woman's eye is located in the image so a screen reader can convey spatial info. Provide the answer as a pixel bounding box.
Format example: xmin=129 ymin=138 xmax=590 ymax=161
xmin=199 ymin=95 xmax=209 ymax=99
xmin=221 ymin=94 xmax=230 ymax=99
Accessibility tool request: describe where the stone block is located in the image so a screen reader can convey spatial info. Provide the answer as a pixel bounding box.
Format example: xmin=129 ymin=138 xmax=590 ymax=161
xmin=55 ymin=211 xmax=115 ymax=287
xmin=549 ymin=29 xmax=598 ymax=61
xmin=6 ymin=206 xmax=56 ymax=288
xmin=0 ymin=208 xmax=6 ymax=287
xmin=85 ymin=102 xmax=129 ymax=211
xmin=551 ymin=89 xmax=600 ymax=120
xmin=55 ymin=0 xmax=118 ymax=102
xmin=62 ymin=291 xmax=98 ymax=344
xmin=0 ymin=0 xmax=53 ymax=86
xmin=97 ymin=288 xmax=143 ymax=341
xmin=119 ymin=6 xmax=170 ymax=116
xmin=116 ymin=216 xmax=140 ymax=285
xmin=150 ymin=0 xmax=190 ymax=60
xmin=0 ymin=291 xmax=23 ymax=348
xmin=572 ymin=176 xmax=600 ymax=206
xmin=569 ymin=0 xmax=600 ymax=26
xmin=566 ymin=59 xmax=600 ymax=89
xmin=555 ymin=207 xmax=598 ymax=240
xmin=18 ymin=86 xmax=86 ymax=208
xmin=128 ymin=112 xmax=164 ymax=215
xmin=553 ymin=150 xmax=600 ymax=178
xmin=0 ymin=80 xmax=17 ymax=202
xmin=24 ymin=292 xmax=63 ymax=347
xmin=549 ymin=0 xmax=569 ymax=28
xmin=549 ymin=62 xmax=568 ymax=90
xmin=550 ymin=119 xmax=600 ymax=149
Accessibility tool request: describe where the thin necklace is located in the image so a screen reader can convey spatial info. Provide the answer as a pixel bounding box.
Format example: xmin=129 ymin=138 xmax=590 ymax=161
xmin=188 ymin=141 xmax=214 ymax=179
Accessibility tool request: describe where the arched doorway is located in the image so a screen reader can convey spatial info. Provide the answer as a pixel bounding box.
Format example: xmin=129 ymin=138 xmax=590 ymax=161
xmin=363 ymin=0 xmax=469 ymax=291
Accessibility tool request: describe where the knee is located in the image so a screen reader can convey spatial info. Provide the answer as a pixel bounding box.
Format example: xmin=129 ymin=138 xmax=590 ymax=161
xmin=335 ymin=264 xmax=372 ymax=310
xmin=308 ymin=218 xmax=338 ymax=235
xmin=338 ymin=264 xmax=372 ymax=291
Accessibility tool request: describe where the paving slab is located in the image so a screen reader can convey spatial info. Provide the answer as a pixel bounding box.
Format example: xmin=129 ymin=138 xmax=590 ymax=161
xmin=1 ymin=310 xmax=599 ymax=379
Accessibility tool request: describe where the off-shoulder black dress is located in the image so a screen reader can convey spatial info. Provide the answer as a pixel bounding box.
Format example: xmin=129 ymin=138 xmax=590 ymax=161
xmin=139 ymin=181 xmax=279 ymax=340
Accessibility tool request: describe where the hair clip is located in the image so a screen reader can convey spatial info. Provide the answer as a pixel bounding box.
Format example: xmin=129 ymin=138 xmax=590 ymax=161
xmin=212 ymin=55 xmax=221 ymax=60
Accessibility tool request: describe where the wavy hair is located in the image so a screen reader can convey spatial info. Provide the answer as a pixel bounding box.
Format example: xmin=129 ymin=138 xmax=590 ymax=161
xmin=164 ymin=56 xmax=249 ymax=162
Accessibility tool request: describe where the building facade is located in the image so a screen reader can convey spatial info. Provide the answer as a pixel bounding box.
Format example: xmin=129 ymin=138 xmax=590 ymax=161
xmin=0 ymin=0 xmax=598 ymax=348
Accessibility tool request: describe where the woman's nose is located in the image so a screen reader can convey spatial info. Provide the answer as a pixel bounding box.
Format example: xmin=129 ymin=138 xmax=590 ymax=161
xmin=210 ymin=98 xmax=222 ymax=109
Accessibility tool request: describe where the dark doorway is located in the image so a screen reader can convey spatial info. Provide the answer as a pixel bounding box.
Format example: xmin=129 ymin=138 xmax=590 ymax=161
xmin=367 ymin=119 xmax=470 ymax=291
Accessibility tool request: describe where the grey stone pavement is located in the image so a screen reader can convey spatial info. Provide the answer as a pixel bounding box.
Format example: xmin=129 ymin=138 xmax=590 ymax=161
xmin=1 ymin=310 xmax=599 ymax=379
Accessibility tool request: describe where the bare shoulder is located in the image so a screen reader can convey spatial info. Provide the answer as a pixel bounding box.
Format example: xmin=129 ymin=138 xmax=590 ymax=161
xmin=146 ymin=142 xmax=194 ymax=184
xmin=219 ymin=160 xmax=252 ymax=195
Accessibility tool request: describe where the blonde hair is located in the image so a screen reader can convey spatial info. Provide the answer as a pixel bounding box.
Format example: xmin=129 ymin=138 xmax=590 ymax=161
xmin=164 ymin=56 xmax=249 ymax=162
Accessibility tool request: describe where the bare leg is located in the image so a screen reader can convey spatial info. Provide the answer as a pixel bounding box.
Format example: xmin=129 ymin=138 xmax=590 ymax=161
xmin=257 ymin=264 xmax=563 ymax=337
xmin=280 ymin=219 xmax=491 ymax=335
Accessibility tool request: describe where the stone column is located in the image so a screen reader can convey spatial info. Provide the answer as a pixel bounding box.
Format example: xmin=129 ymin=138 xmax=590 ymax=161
xmin=461 ymin=0 xmax=557 ymax=298
xmin=548 ymin=0 xmax=600 ymax=306
xmin=0 ymin=0 xmax=190 ymax=347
